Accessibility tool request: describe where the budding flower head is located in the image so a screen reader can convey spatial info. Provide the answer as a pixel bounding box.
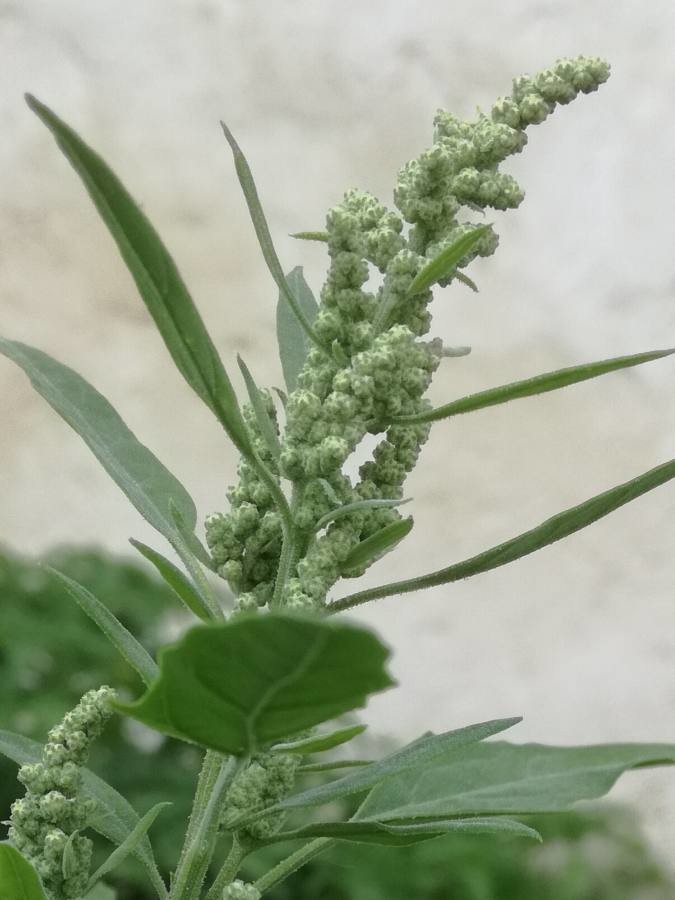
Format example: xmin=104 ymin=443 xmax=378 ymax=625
xmin=224 ymin=880 xmax=261 ymax=900
xmin=9 ymin=686 xmax=115 ymax=900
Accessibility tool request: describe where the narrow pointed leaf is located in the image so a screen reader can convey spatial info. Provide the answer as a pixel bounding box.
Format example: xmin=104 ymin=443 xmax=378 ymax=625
xmin=407 ymin=226 xmax=489 ymax=296
xmin=26 ymin=94 xmax=251 ymax=457
xmin=117 ymin=615 xmax=393 ymax=756
xmin=0 ymin=731 xmax=166 ymax=898
xmin=237 ymin=355 xmax=281 ymax=459
xmin=276 ymin=266 xmax=319 ymax=392
xmin=47 ymin=568 xmax=158 ymax=686
xmin=315 ymin=498 xmax=410 ymax=533
xmin=269 ymin=816 xmax=540 ymax=846
xmin=87 ymin=802 xmax=171 ymax=890
xmin=273 ymin=724 xmax=366 ymax=755
xmin=355 ymin=741 xmax=675 ymax=821
xmin=298 ymin=760 xmax=372 ymax=774
xmin=441 ymin=345 xmax=472 ymax=358
xmin=341 ymin=517 xmax=413 ymax=574
xmin=454 ymin=271 xmax=479 ymax=292
xmin=395 ymin=348 xmax=675 ymax=425
xmin=0 ymin=844 xmax=48 ymax=900
xmin=221 ymin=122 xmax=323 ymax=349
xmin=130 ymin=539 xmax=212 ymax=622
xmin=0 ymin=337 xmax=197 ymax=545
xmin=263 ymin=718 xmax=520 ymax=817
xmin=291 ymin=231 xmax=329 ymax=242
xmin=330 ymin=459 xmax=675 ymax=612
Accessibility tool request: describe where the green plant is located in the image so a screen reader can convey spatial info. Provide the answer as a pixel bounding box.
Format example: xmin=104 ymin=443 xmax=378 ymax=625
xmin=1 ymin=55 xmax=673 ymax=900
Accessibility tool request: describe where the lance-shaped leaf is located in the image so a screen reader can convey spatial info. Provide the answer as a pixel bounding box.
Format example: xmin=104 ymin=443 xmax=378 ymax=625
xmin=0 ymin=731 xmax=167 ymax=899
xmin=340 ymin=518 xmax=413 ymax=575
xmin=407 ymin=226 xmax=489 ymax=296
xmin=354 ymin=740 xmax=675 ymax=821
xmin=268 ymin=816 xmax=540 ymax=846
xmin=26 ymin=95 xmax=252 ymax=458
xmin=394 ymin=348 xmax=675 ymax=425
xmin=276 ymin=267 xmax=319 ymax=393
xmin=117 ymin=615 xmax=393 ymax=756
xmin=221 ymin=122 xmax=324 ymax=350
xmin=0 ymin=844 xmax=48 ymax=900
xmin=47 ymin=568 xmax=158 ymax=686
xmin=273 ymin=724 xmax=366 ymax=755
xmin=259 ymin=719 xmax=520 ymax=817
xmin=0 ymin=338 xmax=196 ymax=546
xmin=330 ymin=459 xmax=675 ymax=612
xmin=87 ymin=802 xmax=170 ymax=891
xmin=130 ymin=539 xmax=212 ymax=622
xmin=237 ymin=355 xmax=281 ymax=459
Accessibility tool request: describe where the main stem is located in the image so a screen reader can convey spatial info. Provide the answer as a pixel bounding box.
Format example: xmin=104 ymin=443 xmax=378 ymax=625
xmin=170 ymin=752 xmax=243 ymax=900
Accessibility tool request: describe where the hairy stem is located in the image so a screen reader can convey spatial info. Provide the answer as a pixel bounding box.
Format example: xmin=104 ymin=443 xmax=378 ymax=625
xmin=204 ymin=836 xmax=248 ymax=900
xmin=170 ymin=753 xmax=244 ymax=900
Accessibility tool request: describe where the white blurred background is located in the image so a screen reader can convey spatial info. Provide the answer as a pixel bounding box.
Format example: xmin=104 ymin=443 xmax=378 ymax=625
xmin=2 ymin=0 xmax=674 ymax=862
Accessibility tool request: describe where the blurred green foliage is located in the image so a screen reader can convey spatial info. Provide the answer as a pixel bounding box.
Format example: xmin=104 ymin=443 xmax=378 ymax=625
xmin=1 ymin=546 xmax=673 ymax=899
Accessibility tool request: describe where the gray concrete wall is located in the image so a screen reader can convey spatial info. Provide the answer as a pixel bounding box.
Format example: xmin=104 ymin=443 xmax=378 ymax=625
xmin=2 ymin=0 xmax=674 ymax=862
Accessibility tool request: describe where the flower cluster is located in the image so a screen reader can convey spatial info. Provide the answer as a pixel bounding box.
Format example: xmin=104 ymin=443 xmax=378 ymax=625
xmin=9 ymin=686 xmax=115 ymax=899
xmin=224 ymin=880 xmax=261 ymax=900
xmin=206 ymin=56 xmax=610 ymax=615
xmin=222 ymin=751 xmax=300 ymax=840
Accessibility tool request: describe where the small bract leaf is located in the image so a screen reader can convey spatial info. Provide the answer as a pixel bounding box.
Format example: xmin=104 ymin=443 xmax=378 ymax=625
xmin=237 ymin=355 xmax=281 ymax=459
xmin=355 ymin=741 xmax=675 ymax=820
xmin=26 ymin=95 xmax=252 ymax=459
xmin=117 ymin=615 xmax=394 ymax=756
xmin=276 ymin=267 xmax=319 ymax=393
xmin=0 ymin=731 xmax=166 ymax=898
xmin=407 ymin=226 xmax=489 ymax=296
xmin=130 ymin=540 xmax=212 ymax=622
xmin=0 ymin=843 xmax=48 ymax=899
xmin=87 ymin=802 xmax=171 ymax=891
xmin=290 ymin=231 xmax=329 ymax=242
xmin=341 ymin=518 xmax=413 ymax=575
xmin=273 ymin=724 xmax=366 ymax=755
xmin=0 ymin=338 xmax=197 ymax=548
xmin=48 ymin=568 xmax=158 ymax=687
xmin=314 ymin=498 xmax=411 ymax=534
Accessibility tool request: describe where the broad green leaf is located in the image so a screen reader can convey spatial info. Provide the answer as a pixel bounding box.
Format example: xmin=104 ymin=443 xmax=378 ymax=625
xmin=273 ymin=724 xmax=366 ymax=755
xmin=341 ymin=518 xmax=413 ymax=575
xmin=276 ymin=267 xmax=319 ymax=393
xmin=0 ymin=338 xmax=196 ymax=546
xmin=269 ymin=816 xmax=540 ymax=846
xmin=355 ymin=740 xmax=675 ymax=821
xmin=290 ymin=231 xmax=329 ymax=242
xmin=130 ymin=539 xmax=212 ymax=622
xmin=220 ymin=122 xmax=323 ymax=349
xmin=0 ymin=731 xmax=167 ymax=899
xmin=237 ymin=355 xmax=281 ymax=459
xmin=26 ymin=95 xmax=251 ymax=458
xmin=407 ymin=226 xmax=489 ymax=296
xmin=117 ymin=615 xmax=393 ymax=756
xmin=264 ymin=719 xmax=520 ymax=817
xmin=0 ymin=844 xmax=48 ymax=900
xmin=314 ymin=498 xmax=410 ymax=533
xmin=48 ymin=568 xmax=158 ymax=686
xmin=395 ymin=348 xmax=675 ymax=425
xmin=330 ymin=458 xmax=675 ymax=612
xmin=87 ymin=802 xmax=170 ymax=890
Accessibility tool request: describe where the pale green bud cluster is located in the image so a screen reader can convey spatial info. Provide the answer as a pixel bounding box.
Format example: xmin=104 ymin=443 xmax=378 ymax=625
xmin=224 ymin=880 xmax=261 ymax=900
xmin=9 ymin=686 xmax=115 ymax=900
xmin=223 ymin=751 xmax=300 ymax=840
xmin=206 ymin=57 xmax=609 ymax=614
